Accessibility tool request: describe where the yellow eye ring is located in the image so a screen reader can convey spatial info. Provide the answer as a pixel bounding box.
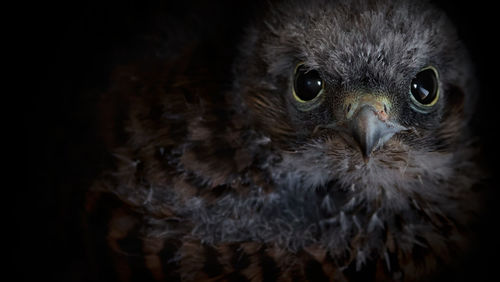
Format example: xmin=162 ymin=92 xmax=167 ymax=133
xmin=292 ymin=63 xmax=324 ymax=103
xmin=409 ymin=66 xmax=440 ymax=110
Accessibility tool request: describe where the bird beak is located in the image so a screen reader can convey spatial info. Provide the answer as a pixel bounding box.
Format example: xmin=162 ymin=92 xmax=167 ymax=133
xmin=345 ymin=95 xmax=405 ymax=159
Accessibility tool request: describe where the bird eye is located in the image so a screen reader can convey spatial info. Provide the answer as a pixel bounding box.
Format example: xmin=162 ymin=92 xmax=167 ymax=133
xmin=293 ymin=63 xmax=324 ymax=102
xmin=409 ymin=66 xmax=439 ymax=108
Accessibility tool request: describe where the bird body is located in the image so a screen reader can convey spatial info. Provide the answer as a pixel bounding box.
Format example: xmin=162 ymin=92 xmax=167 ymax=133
xmin=86 ymin=0 xmax=483 ymax=281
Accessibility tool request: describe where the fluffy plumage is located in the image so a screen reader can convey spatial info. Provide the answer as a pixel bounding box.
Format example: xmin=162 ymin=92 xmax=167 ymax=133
xmin=86 ymin=0 xmax=484 ymax=281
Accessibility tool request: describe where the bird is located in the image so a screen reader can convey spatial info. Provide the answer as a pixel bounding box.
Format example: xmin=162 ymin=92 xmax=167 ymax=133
xmin=84 ymin=0 xmax=485 ymax=281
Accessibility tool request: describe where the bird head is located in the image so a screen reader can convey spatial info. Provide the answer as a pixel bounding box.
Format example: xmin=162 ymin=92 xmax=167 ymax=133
xmin=233 ymin=0 xmax=476 ymax=194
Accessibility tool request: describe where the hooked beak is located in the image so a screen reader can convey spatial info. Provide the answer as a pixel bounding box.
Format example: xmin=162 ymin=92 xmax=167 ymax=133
xmin=346 ymin=95 xmax=405 ymax=159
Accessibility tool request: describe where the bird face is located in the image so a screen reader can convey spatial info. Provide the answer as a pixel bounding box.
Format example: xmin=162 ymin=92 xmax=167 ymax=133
xmin=290 ymin=63 xmax=438 ymax=160
xmin=235 ymin=0 xmax=473 ymax=194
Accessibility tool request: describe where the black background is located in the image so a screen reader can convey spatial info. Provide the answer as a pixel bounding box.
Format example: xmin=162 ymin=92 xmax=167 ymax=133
xmin=17 ymin=0 xmax=498 ymax=281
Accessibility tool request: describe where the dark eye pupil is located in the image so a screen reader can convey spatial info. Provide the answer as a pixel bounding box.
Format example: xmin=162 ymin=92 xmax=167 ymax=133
xmin=410 ymin=68 xmax=438 ymax=105
xmin=294 ymin=66 xmax=323 ymax=101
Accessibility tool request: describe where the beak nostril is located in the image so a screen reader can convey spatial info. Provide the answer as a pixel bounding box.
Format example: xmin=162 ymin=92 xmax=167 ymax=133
xmin=377 ymin=103 xmax=389 ymax=121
